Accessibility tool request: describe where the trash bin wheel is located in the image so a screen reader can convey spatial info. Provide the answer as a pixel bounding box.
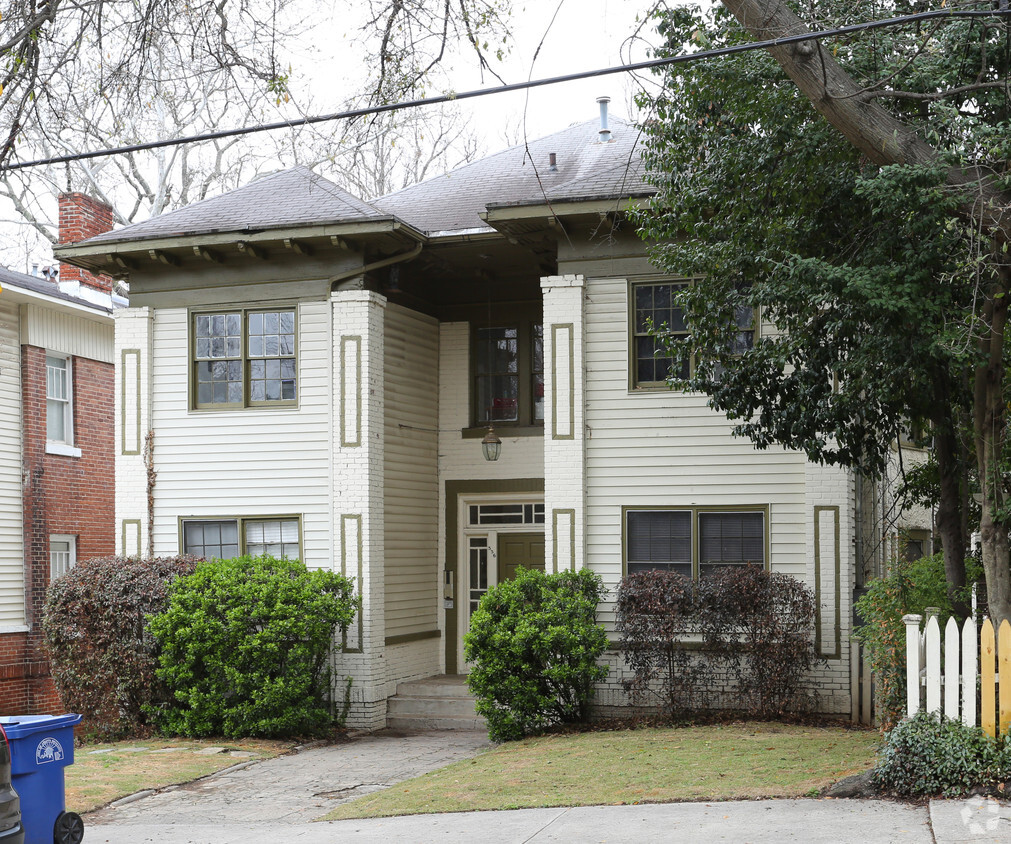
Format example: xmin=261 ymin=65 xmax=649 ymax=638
xmin=54 ymin=811 xmax=84 ymax=844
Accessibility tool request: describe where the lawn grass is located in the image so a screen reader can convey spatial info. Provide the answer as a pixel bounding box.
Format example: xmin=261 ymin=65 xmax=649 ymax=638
xmin=66 ymin=737 xmax=295 ymax=813
xmin=321 ymin=722 xmax=879 ymax=821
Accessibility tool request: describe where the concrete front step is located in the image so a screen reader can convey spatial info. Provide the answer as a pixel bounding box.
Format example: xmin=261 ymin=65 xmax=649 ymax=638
xmin=386 ymin=675 xmax=487 ymax=731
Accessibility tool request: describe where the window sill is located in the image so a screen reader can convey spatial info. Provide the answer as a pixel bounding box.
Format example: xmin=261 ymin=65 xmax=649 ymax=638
xmin=46 ymin=442 xmax=82 ymax=458
xmin=461 ymin=426 xmax=544 ymax=439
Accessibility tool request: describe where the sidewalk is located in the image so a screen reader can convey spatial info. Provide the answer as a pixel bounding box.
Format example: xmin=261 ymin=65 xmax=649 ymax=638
xmin=81 ymin=730 xmax=1011 ymax=844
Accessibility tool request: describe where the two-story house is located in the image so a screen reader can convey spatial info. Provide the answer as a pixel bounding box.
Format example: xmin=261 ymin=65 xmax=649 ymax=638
xmin=0 ymin=193 xmax=117 ymax=712
xmin=54 ymin=104 xmax=926 ymax=728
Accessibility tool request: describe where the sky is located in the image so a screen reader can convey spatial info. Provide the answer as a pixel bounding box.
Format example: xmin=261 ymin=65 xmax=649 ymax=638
xmin=0 ymin=0 xmax=663 ymax=273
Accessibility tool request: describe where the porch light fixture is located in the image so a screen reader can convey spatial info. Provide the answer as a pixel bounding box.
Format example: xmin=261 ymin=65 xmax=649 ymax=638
xmin=481 ymin=423 xmax=502 ymax=462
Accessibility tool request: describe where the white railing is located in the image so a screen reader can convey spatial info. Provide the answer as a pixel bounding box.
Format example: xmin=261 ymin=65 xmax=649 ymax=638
xmin=903 ymin=613 xmax=1011 ymax=737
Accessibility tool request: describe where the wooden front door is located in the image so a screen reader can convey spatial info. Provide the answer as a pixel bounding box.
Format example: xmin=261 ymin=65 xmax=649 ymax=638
xmin=497 ymin=532 xmax=545 ymax=582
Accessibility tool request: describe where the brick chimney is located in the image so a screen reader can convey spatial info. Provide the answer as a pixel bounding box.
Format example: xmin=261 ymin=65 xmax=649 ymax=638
xmin=58 ymin=192 xmax=114 ymax=296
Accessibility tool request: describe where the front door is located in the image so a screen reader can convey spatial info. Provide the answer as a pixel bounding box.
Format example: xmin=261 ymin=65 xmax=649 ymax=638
xmin=497 ymin=532 xmax=545 ymax=581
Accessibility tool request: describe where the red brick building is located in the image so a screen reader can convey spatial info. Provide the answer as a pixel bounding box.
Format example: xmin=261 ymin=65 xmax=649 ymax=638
xmin=0 ymin=194 xmax=117 ymax=713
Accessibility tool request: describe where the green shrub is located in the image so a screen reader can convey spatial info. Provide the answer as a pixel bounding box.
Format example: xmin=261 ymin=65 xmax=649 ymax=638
xmin=148 ymin=556 xmax=357 ymax=738
xmin=874 ymin=710 xmax=1005 ymax=797
xmin=464 ymin=567 xmax=609 ymax=742
xmin=616 ymin=565 xmax=819 ymax=720
xmin=41 ymin=555 xmax=200 ymax=739
xmin=855 ymin=553 xmax=984 ymax=730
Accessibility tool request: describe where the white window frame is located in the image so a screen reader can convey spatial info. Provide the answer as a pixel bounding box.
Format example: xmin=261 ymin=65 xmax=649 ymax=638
xmin=45 ymin=354 xmax=81 ymax=457
xmin=50 ymin=534 xmax=77 ymax=580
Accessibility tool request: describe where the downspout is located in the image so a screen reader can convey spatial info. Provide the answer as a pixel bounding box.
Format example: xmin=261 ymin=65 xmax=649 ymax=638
xmin=328 ymin=242 xmax=424 ymax=290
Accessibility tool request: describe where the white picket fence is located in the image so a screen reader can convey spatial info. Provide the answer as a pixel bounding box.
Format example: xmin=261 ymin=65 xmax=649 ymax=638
xmin=903 ymin=613 xmax=1011 ymax=737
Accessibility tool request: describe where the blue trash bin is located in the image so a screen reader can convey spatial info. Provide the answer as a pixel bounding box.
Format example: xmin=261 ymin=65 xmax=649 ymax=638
xmin=0 ymin=715 xmax=82 ymax=844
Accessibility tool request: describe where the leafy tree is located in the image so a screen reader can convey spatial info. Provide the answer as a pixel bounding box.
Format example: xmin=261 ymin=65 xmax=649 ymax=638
xmin=637 ymin=1 xmax=1011 ymax=622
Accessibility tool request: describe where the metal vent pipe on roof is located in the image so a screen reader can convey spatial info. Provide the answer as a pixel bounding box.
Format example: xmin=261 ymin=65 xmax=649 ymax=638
xmin=597 ymin=96 xmax=611 ymax=142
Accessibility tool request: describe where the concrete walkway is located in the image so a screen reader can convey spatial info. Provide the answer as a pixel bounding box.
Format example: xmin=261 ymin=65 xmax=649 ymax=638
xmin=81 ymin=730 xmax=1011 ymax=844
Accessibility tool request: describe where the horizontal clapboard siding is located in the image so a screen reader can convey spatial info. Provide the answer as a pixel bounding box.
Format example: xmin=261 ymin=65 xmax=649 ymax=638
xmin=0 ymin=302 xmax=25 ymax=625
xmin=384 ymin=304 xmax=439 ymax=639
xmin=149 ymin=303 xmax=332 ymax=567
xmin=583 ymin=277 xmax=808 ymax=625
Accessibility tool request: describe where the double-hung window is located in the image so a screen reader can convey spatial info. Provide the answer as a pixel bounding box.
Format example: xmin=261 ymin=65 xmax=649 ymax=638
xmin=46 ymin=355 xmax=73 ymax=444
xmin=181 ymin=516 xmax=301 ymax=560
xmin=624 ymin=507 xmax=766 ymax=578
xmin=50 ymin=535 xmax=76 ymax=580
xmin=473 ymin=322 xmax=543 ymax=426
xmin=631 ymin=281 xmax=755 ymax=389
xmin=193 ymin=309 xmax=297 ymax=409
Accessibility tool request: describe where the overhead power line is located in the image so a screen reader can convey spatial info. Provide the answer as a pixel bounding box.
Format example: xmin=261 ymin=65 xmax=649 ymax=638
xmin=2 ymin=8 xmax=1009 ymax=173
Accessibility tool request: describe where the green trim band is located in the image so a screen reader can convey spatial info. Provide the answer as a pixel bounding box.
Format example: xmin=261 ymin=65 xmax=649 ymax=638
xmin=814 ymin=505 xmax=842 ymax=660
xmin=385 ymin=629 xmax=442 ymax=646
xmin=551 ymin=508 xmax=576 ymax=573
xmin=120 ymin=349 xmax=142 ymax=456
xmin=340 ymin=336 xmax=362 ymax=447
xmin=121 ymin=519 xmax=142 ymax=557
xmin=341 ymin=513 xmax=364 ymax=653
xmin=550 ymin=323 xmax=575 ymax=440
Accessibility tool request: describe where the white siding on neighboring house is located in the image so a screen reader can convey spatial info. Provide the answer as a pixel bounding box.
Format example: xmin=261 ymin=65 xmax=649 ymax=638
xmin=148 ymin=301 xmax=333 ymax=567
xmin=24 ymin=305 xmax=113 ymax=363
xmin=0 ymin=301 xmax=25 ymax=628
xmin=384 ymin=303 xmax=440 ymax=639
xmin=582 ymin=276 xmax=810 ymax=626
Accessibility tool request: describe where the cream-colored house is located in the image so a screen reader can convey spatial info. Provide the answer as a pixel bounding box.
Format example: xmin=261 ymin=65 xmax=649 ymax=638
xmin=55 ymin=109 xmax=925 ymax=728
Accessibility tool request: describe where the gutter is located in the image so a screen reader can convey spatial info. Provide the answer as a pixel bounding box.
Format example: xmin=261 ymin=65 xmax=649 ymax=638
xmin=328 ymin=241 xmax=424 ymax=288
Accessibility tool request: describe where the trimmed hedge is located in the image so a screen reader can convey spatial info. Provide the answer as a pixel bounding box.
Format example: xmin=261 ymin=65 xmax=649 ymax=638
xmin=41 ymin=555 xmax=200 ymax=739
xmin=464 ymin=567 xmax=609 ymax=742
xmin=148 ymin=556 xmax=357 ymax=738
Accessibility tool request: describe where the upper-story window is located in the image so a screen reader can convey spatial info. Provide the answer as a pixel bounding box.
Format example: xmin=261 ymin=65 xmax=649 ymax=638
xmin=46 ymin=354 xmax=73 ymax=444
xmin=473 ymin=322 xmax=543 ymax=426
xmin=631 ymin=281 xmax=754 ymax=389
xmin=192 ymin=309 xmax=297 ymax=409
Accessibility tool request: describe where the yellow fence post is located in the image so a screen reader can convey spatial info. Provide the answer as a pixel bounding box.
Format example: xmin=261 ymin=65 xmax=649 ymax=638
xmin=982 ymin=618 xmax=997 ymax=738
xmin=1000 ymin=620 xmax=1011 ymax=737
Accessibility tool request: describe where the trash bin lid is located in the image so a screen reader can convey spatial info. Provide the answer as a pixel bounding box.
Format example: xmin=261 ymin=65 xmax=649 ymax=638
xmin=0 ymin=714 xmax=81 ymax=739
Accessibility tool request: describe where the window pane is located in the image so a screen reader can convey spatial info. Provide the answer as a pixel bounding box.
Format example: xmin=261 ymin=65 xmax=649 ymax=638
xmin=183 ymin=520 xmax=239 ymax=560
xmin=47 ymin=398 xmax=67 ymax=442
xmin=699 ymin=512 xmax=764 ymax=568
xmin=632 ymin=283 xmax=690 ymax=386
xmin=627 ymin=511 xmax=691 ymax=568
xmin=245 ymin=519 xmax=299 ymax=558
xmin=476 ymin=374 xmax=519 ymax=422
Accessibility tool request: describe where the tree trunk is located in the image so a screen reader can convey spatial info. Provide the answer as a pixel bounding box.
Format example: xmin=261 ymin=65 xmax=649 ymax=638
xmin=974 ymin=261 xmax=1011 ymax=629
xmin=932 ymin=418 xmax=969 ymax=619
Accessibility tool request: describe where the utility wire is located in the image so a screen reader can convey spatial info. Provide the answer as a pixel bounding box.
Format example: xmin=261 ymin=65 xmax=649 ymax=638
xmin=2 ymin=8 xmax=1009 ymax=173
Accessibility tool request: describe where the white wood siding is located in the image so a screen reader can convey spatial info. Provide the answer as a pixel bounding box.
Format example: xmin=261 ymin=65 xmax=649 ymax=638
xmin=384 ymin=304 xmax=440 ymax=639
xmin=24 ymin=305 xmax=113 ymax=363
xmin=0 ymin=301 xmax=25 ymax=626
xmin=583 ymin=277 xmax=809 ymax=624
xmin=148 ymin=302 xmax=333 ymax=567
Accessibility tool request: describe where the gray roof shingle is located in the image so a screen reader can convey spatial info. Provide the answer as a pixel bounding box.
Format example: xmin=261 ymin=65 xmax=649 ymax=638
xmin=82 ymin=166 xmax=392 ymax=246
xmin=0 ymin=266 xmax=111 ymax=312
xmin=373 ymin=117 xmax=650 ymax=234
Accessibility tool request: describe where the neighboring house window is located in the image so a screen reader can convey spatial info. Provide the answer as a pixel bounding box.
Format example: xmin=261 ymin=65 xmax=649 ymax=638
xmin=193 ymin=309 xmax=296 ymax=409
xmin=50 ymin=535 xmax=76 ymax=580
xmin=901 ymin=528 xmax=932 ymax=563
xmin=630 ymin=281 xmax=755 ymax=389
xmin=181 ymin=517 xmax=301 ymax=560
xmin=624 ymin=508 xmax=766 ymax=578
xmin=46 ymin=355 xmax=73 ymax=443
xmin=473 ymin=322 xmax=543 ymax=426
